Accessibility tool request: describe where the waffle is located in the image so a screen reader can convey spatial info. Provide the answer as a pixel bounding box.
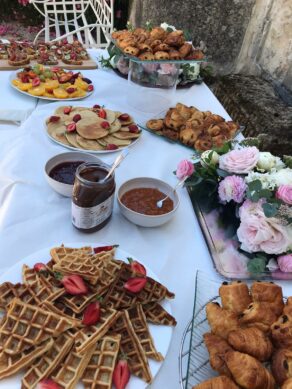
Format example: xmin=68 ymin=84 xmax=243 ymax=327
xmin=52 ymin=344 xmax=96 ymax=389
xmin=22 ymin=264 xmax=63 ymax=292
xmin=127 ymin=304 xmax=163 ymax=361
xmin=0 ymin=298 xmax=77 ymax=355
xmin=75 ymin=309 xmax=120 ymax=354
xmin=50 ymin=246 xmax=93 ymax=263
xmin=0 ymin=282 xmax=36 ymax=310
xmin=0 ymin=338 xmax=53 ymax=380
xmin=82 ymin=335 xmax=121 ymax=389
xmin=22 ymin=265 xmax=42 ymax=285
xmin=21 ymin=332 xmax=74 ymax=389
xmin=142 ymin=302 xmax=177 ymax=326
xmin=60 ymin=290 xmax=100 ymax=314
xmin=103 ymin=264 xmax=175 ymax=309
xmin=42 ymin=300 xmax=83 ymax=324
xmin=110 ymin=310 xmax=152 ymax=383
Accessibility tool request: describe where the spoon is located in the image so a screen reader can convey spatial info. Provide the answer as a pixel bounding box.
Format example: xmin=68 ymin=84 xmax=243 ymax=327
xmin=156 ymin=176 xmax=188 ymax=208
xmin=103 ymin=148 xmax=129 ymax=181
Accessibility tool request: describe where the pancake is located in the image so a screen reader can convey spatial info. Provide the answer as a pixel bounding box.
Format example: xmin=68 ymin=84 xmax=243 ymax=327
xmin=76 ymin=117 xmax=109 ymax=139
xmin=109 ymin=120 xmax=121 ymax=134
xmin=113 ymin=131 xmax=140 ymax=139
xmin=65 ymin=132 xmax=79 ymax=148
xmin=76 ymin=135 xmax=105 ymax=150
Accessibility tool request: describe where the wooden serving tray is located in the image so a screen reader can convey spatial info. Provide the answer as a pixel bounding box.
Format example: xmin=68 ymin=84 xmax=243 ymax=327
xmin=0 ymin=55 xmax=97 ymax=71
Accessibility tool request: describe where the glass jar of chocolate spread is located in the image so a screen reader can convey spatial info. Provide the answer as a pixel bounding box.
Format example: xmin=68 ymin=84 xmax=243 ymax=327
xmin=72 ymin=162 xmax=115 ymax=232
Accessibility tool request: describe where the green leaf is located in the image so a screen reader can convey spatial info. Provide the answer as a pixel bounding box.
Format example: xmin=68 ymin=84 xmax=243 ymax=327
xmin=248 ymin=180 xmax=262 ymax=192
xmin=247 ymin=257 xmax=267 ymax=274
xmin=216 ymin=168 xmax=230 ymax=178
xmin=258 ymin=189 xmax=272 ymax=199
xmin=262 ymin=202 xmax=279 ymax=218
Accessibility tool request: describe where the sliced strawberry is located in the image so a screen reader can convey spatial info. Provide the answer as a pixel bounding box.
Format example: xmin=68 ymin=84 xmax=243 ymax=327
xmin=124 ymin=277 xmax=147 ymax=293
xmin=87 ymin=84 xmax=94 ymax=92
xmin=28 ymin=71 xmax=37 ymax=79
xmin=66 ymin=122 xmax=76 ymax=132
xmin=93 ymin=245 xmax=118 ymax=254
xmin=47 ymin=88 xmax=53 ymax=94
xmin=32 ymin=77 xmax=41 ymax=87
xmin=49 ymin=116 xmax=60 ymax=123
xmin=51 ymin=66 xmax=61 ymax=73
xmin=82 ymin=301 xmax=101 ymax=326
xmin=128 ymin=124 xmax=139 ymax=133
xmin=63 ymin=106 xmax=72 ymax=115
xmin=66 ymin=87 xmax=76 ymax=94
xmin=118 ymin=113 xmax=130 ymax=121
xmin=98 ymin=108 xmax=107 ymax=119
xmin=33 ymin=263 xmax=47 ymax=272
xmin=101 ymin=121 xmax=110 ymax=129
xmin=72 ymin=114 xmax=81 ymax=123
xmin=127 ymin=257 xmax=147 ymax=276
xmin=113 ymin=359 xmax=130 ymax=389
xmin=36 ymin=378 xmax=62 ymax=389
xmin=61 ymin=275 xmax=88 ymax=295
xmin=106 ymin=144 xmax=118 ymax=150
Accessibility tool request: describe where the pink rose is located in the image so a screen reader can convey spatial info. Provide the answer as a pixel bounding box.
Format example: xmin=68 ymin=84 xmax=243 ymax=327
xmin=277 ymin=254 xmax=292 ymax=272
xmin=219 ymin=146 xmax=259 ymax=174
xmin=159 ymin=63 xmax=178 ymax=75
xmin=218 ymin=175 xmax=247 ymax=203
xmin=237 ymin=199 xmax=289 ymax=254
xmin=276 ymin=184 xmax=292 ymax=205
xmin=176 ymin=159 xmax=194 ymax=180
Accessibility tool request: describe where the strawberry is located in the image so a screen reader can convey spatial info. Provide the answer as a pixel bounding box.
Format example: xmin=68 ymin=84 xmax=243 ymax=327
xmin=28 ymin=71 xmax=37 ymax=79
xmin=127 ymin=258 xmax=146 ymax=276
xmin=36 ymin=378 xmax=62 ymax=389
xmin=87 ymin=84 xmax=94 ymax=92
xmin=101 ymin=121 xmax=110 ymax=129
xmin=66 ymin=122 xmax=76 ymax=132
xmin=128 ymin=124 xmax=139 ymax=133
xmin=93 ymin=104 xmax=100 ymax=109
xmin=124 ymin=277 xmax=147 ymax=293
xmin=72 ymin=114 xmax=81 ymax=123
xmin=93 ymin=245 xmax=118 ymax=254
xmin=51 ymin=66 xmax=61 ymax=73
xmin=113 ymin=359 xmax=130 ymax=389
xmin=49 ymin=116 xmax=60 ymax=123
xmin=98 ymin=109 xmax=107 ymax=119
xmin=82 ymin=301 xmax=101 ymax=326
xmin=61 ymin=275 xmax=88 ymax=295
xmin=66 ymin=87 xmax=76 ymax=94
xmin=63 ymin=106 xmax=72 ymax=114
xmin=34 ymin=263 xmax=47 ymax=273
xmin=118 ymin=113 xmax=130 ymax=121
xmin=106 ymin=144 xmax=118 ymax=150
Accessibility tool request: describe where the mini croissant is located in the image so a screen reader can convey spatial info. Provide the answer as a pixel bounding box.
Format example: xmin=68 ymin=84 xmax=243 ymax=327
xmin=219 ymin=281 xmax=251 ymax=314
xmin=227 ymin=327 xmax=273 ymax=361
xmin=225 ymin=351 xmax=275 ymax=389
xmin=283 ymin=378 xmax=292 ymax=389
xmin=206 ymin=302 xmax=240 ymax=339
xmin=271 ymin=314 xmax=292 ymax=348
xmin=251 ymin=281 xmax=284 ymax=316
xmin=239 ymin=302 xmax=278 ymax=333
xmin=283 ymin=297 xmax=292 ymax=317
xmin=193 ymin=375 xmax=239 ymax=389
xmin=203 ymin=333 xmax=232 ymax=376
xmin=271 ymin=348 xmax=292 ymax=385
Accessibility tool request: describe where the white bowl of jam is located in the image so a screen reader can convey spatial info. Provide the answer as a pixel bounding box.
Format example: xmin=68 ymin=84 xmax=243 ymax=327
xmin=45 ymin=152 xmax=101 ymax=197
xmin=118 ymin=177 xmax=180 ymax=227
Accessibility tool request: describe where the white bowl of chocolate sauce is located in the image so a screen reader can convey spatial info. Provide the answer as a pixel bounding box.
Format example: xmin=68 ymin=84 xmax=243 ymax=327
xmin=45 ymin=152 xmax=101 ymax=197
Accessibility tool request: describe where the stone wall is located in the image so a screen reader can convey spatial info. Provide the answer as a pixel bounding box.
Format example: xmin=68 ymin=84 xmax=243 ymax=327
xmin=129 ymin=0 xmax=292 ymax=92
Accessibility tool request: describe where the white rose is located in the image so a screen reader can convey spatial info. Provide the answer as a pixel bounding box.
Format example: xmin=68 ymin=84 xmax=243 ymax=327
xmin=160 ymin=22 xmax=176 ymax=31
xmin=257 ymin=152 xmax=284 ymax=171
xmin=109 ymin=55 xmax=117 ymax=69
xmin=271 ymin=168 xmax=292 ymax=186
xmin=200 ymin=150 xmax=219 ymax=167
xmin=245 ymin=171 xmax=277 ymax=190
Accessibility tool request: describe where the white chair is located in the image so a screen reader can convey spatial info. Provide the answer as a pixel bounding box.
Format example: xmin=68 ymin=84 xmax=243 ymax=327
xmin=29 ymin=0 xmax=114 ymax=48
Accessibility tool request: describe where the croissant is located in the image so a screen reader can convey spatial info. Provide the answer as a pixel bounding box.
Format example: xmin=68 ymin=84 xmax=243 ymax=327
xmin=271 ymin=314 xmax=292 ymax=348
xmin=283 ymin=378 xmax=292 ymax=389
xmin=138 ymin=52 xmax=155 ymax=61
xmin=194 ymin=136 xmax=213 ymax=151
xmin=239 ymin=302 xmax=278 ymax=332
xmin=251 ymin=281 xmax=284 ymax=316
xmin=225 ymin=351 xmax=275 ymax=389
xmin=149 ymin=27 xmax=166 ymax=41
xmin=283 ymin=297 xmax=292 ymax=317
xmin=271 ymin=348 xmax=292 ymax=385
xmin=175 ymin=103 xmax=193 ymax=120
xmin=154 ymin=51 xmax=169 ymax=60
xmin=179 ymin=42 xmax=192 ymax=58
xmin=227 ymin=327 xmax=273 ymax=361
xmin=179 ymin=128 xmax=200 ymax=146
xmin=206 ymin=302 xmax=240 ymax=339
xmin=203 ymin=333 xmax=232 ymax=376
xmin=219 ymin=281 xmax=251 ymax=314
xmin=124 ymin=46 xmax=139 ymax=56
xmin=193 ymin=375 xmax=239 ymax=389
xmin=169 ymin=50 xmax=181 ymax=60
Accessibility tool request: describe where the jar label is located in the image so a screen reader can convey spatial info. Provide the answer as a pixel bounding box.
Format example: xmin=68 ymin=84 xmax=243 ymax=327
xmin=72 ymin=194 xmax=114 ymax=229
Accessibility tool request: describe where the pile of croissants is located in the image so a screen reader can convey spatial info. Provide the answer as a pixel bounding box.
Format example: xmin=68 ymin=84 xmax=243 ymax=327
xmin=111 ymin=27 xmax=204 ymax=61
xmin=194 ymin=280 xmax=292 ymax=389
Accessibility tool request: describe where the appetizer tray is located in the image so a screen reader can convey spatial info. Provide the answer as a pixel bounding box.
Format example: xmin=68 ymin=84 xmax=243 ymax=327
xmin=0 ymin=242 xmax=174 ymax=389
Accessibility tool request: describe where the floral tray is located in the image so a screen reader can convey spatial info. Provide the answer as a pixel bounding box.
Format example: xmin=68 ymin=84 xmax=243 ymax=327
xmin=187 ymin=184 xmax=292 ymax=280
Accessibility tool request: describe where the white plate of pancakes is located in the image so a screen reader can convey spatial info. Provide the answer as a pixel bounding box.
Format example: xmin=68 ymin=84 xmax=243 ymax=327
xmin=45 ymin=105 xmax=142 ymax=153
xmin=0 ymin=242 xmax=174 ymax=389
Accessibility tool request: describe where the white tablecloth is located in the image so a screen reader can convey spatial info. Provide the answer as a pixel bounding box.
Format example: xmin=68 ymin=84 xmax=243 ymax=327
xmin=0 ymin=50 xmax=291 ymax=388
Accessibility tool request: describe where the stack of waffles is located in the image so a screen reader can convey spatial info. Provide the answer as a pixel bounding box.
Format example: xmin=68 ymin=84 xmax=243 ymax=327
xmin=0 ymin=245 xmax=176 ymax=388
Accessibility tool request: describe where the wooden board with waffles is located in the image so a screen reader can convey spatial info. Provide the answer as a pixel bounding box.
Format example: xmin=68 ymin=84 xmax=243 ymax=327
xmin=0 ymin=40 xmax=97 ymax=70
xmin=0 ymin=244 xmax=175 ymax=388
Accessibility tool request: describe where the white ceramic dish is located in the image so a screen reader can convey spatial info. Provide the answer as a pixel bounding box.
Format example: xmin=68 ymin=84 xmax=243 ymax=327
xmin=45 ymin=151 xmax=102 ymax=197
xmin=118 ymin=177 xmax=180 ymax=227
xmin=0 ymin=242 xmax=174 ymax=389
xmin=9 ymin=72 xmax=94 ymax=101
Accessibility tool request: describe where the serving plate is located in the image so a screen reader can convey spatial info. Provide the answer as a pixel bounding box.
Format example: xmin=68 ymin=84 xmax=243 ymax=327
xmin=9 ymin=72 xmax=94 ymax=101
xmin=0 ymin=242 xmax=174 ymax=389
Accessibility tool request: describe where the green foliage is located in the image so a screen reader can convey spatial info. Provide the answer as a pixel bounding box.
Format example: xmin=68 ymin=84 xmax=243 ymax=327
xmin=247 ymin=255 xmax=267 ymax=275
xmin=284 ymin=155 xmax=292 ymax=168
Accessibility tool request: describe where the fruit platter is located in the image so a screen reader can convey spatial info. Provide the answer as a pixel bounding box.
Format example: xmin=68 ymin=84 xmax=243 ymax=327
xmin=45 ymin=105 xmax=142 ymax=152
xmin=10 ymin=65 xmax=94 ymax=100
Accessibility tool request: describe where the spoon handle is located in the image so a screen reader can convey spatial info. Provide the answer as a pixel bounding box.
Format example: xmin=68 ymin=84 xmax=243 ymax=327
xmin=104 ymin=148 xmax=129 ymax=181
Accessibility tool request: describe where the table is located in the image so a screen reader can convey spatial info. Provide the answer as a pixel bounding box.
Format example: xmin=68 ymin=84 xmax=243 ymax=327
xmin=0 ymin=50 xmax=291 ymax=389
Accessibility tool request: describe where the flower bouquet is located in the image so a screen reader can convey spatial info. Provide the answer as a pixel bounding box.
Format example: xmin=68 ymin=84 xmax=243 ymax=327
xmin=178 ymin=140 xmax=292 ymax=278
